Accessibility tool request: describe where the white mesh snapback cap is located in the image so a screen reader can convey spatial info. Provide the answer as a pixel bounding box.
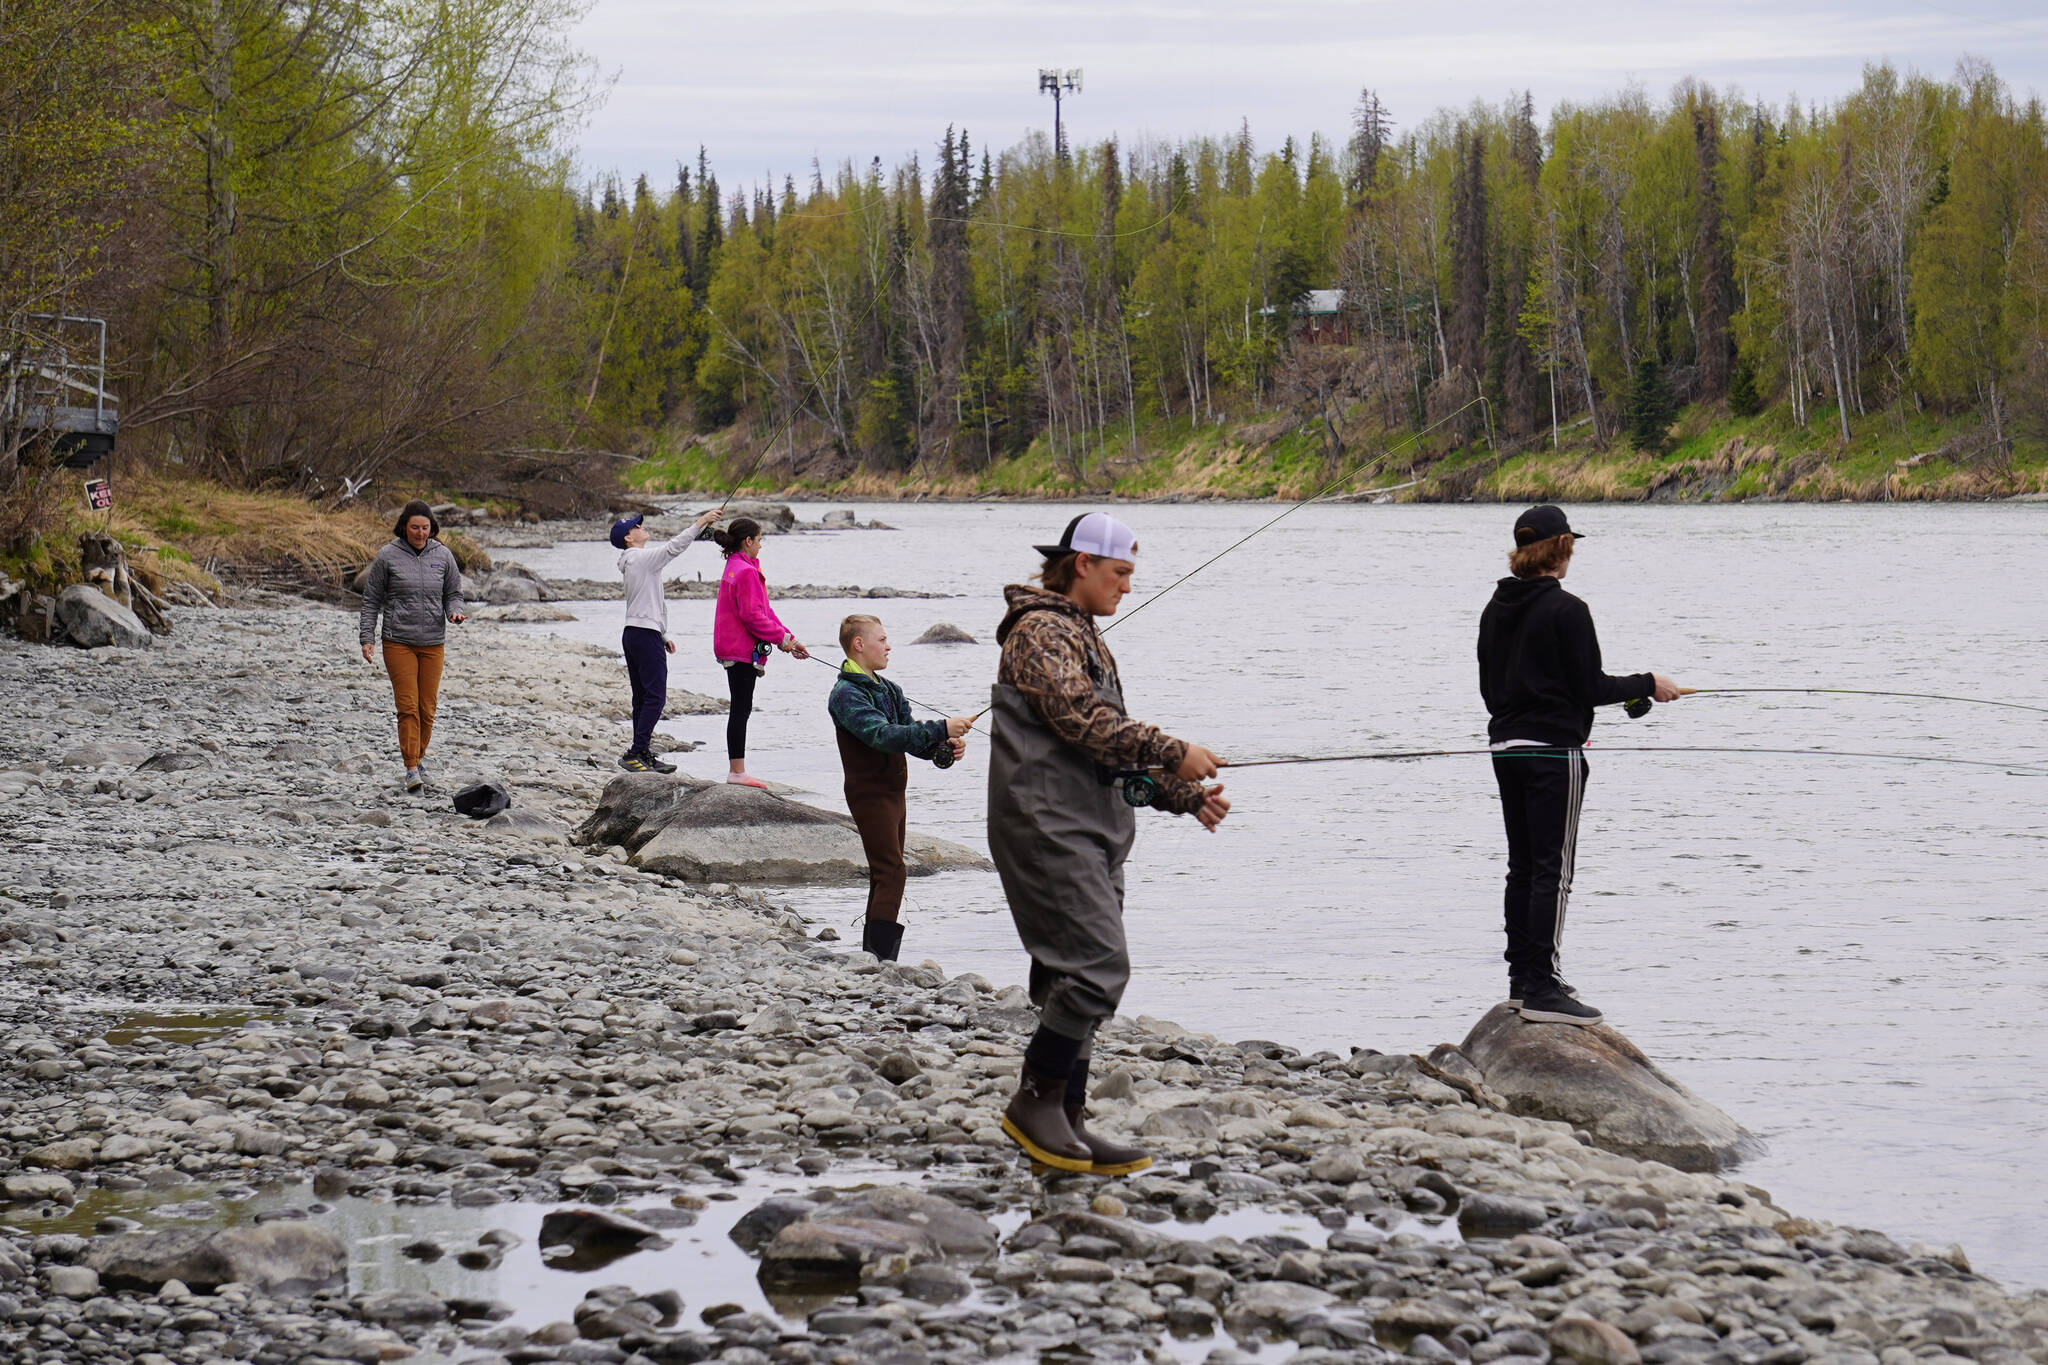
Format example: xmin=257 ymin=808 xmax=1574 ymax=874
xmin=1033 ymin=511 xmax=1138 ymax=562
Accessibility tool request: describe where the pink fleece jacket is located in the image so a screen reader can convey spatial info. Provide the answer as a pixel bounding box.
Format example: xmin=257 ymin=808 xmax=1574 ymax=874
xmin=713 ymin=553 xmax=789 ymax=662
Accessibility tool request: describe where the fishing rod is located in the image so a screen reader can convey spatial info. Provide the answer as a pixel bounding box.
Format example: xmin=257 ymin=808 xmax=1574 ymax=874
xmin=1101 ymin=396 xmax=1491 ymax=638
xmin=1102 ymin=744 xmax=2048 ymax=807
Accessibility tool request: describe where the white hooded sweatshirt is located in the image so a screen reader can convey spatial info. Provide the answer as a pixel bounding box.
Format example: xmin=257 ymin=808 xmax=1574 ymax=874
xmin=618 ymin=527 xmax=705 ymax=636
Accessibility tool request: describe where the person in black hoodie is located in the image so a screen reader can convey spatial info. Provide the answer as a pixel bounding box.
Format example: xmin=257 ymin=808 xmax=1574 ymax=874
xmin=1477 ymin=505 xmax=1683 ymax=1026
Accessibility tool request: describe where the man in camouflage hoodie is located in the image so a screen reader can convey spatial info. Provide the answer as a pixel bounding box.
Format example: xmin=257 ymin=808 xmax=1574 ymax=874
xmin=988 ymin=512 xmax=1230 ymax=1175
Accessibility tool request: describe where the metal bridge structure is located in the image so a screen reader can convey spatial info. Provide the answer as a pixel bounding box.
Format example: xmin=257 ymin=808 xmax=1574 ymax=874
xmin=2 ymin=314 xmax=118 ymax=469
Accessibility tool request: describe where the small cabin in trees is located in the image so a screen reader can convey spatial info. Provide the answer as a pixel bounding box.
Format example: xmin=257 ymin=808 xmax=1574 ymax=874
xmin=1258 ymin=289 xmax=1350 ymax=346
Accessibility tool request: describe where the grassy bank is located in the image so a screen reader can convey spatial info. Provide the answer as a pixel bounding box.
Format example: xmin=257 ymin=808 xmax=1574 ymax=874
xmin=2 ymin=474 xmax=490 ymax=600
xmin=626 ymin=401 xmax=2048 ymax=504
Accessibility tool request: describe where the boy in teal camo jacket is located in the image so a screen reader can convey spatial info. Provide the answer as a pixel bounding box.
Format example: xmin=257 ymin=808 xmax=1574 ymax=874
xmin=827 ymin=614 xmax=972 ymax=961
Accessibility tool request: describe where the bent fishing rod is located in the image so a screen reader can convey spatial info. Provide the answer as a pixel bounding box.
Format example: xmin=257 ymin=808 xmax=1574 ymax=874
xmin=1100 ymin=396 xmax=1490 ymax=639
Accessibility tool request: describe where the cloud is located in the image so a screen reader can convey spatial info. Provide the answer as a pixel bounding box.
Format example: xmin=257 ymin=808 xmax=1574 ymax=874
xmin=569 ymin=0 xmax=2048 ymax=186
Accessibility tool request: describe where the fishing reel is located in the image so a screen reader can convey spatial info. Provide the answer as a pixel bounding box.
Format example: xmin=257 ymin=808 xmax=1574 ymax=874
xmin=932 ymin=746 xmax=956 ymax=770
xmin=1099 ymin=769 xmax=1161 ymax=808
xmin=1623 ymin=697 xmax=1653 ymax=719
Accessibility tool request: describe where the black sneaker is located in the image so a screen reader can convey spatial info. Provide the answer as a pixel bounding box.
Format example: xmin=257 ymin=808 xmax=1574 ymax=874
xmin=1507 ymin=975 xmax=1579 ymax=1008
xmin=643 ymin=753 xmax=677 ymax=774
xmin=618 ymin=753 xmax=651 ymax=772
xmin=1519 ymin=983 xmax=1604 ymax=1027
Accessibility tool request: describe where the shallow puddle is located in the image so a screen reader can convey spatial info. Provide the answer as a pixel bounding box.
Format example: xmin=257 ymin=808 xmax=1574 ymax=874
xmin=8 ymin=1165 xmax=1457 ymax=1364
xmin=99 ymin=1007 xmax=283 ymax=1046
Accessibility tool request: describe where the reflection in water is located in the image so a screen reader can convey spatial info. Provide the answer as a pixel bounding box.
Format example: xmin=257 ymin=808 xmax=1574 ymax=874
xmin=5 ymin=1165 xmax=1448 ymax=1361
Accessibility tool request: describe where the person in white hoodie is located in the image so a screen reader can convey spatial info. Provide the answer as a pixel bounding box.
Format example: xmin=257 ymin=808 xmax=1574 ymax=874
xmin=611 ymin=507 xmax=722 ymax=772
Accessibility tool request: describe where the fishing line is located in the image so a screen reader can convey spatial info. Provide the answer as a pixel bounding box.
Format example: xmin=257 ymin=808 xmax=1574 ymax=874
xmin=1682 ymin=687 xmax=2048 ymax=717
xmin=1100 ymin=396 xmax=1489 ymax=637
xmin=1217 ymin=746 xmax=2048 ymax=773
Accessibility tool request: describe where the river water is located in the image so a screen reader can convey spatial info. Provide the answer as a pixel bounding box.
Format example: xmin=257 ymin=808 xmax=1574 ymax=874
xmin=505 ymin=500 xmax=2048 ymax=1288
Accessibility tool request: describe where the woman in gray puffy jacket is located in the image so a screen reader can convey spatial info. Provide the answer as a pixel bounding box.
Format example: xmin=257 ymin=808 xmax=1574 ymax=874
xmin=359 ymin=500 xmax=467 ymax=791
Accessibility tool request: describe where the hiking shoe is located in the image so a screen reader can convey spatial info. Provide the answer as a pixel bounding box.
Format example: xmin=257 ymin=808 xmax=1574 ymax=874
xmin=403 ymin=767 xmax=423 ymax=792
xmin=415 ymin=762 xmax=431 ymax=788
xmin=643 ymin=752 xmax=677 ymax=774
xmin=618 ymin=753 xmax=651 ymax=772
xmin=1519 ymin=983 xmax=1604 ymax=1027
xmin=726 ymin=772 xmax=769 ymax=789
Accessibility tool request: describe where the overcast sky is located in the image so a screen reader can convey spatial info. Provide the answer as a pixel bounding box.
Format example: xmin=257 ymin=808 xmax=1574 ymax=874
xmin=569 ymin=0 xmax=2048 ymax=192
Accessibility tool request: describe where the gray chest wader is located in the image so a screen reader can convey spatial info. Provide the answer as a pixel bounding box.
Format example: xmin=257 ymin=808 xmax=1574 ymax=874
xmin=985 ymin=674 xmax=1138 ymax=1044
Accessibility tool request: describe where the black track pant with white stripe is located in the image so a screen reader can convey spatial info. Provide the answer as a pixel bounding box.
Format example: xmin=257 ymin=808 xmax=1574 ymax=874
xmin=1491 ymin=748 xmax=1589 ymax=985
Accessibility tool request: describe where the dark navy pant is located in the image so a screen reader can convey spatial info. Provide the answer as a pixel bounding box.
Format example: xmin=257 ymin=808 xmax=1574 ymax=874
xmin=622 ymin=627 xmax=667 ymax=755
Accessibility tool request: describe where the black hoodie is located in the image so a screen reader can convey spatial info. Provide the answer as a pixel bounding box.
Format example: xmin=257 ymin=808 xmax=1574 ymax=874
xmin=1477 ymin=575 xmax=1652 ymax=747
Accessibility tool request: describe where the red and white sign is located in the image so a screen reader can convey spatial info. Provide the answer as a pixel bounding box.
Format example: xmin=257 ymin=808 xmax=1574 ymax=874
xmin=84 ymin=479 xmax=113 ymax=511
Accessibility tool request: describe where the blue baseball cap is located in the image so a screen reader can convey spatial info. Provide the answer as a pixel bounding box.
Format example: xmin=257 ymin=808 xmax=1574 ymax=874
xmin=609 ymin=513 xmax=645 ymax=549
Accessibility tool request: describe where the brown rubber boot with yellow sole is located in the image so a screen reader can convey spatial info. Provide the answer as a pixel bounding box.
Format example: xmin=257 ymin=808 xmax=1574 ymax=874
xmin=1067 ymin=1106 xmax=1152 ymax=1175
xmin=1001 ymin=1065 xmax=1093 ymax=1171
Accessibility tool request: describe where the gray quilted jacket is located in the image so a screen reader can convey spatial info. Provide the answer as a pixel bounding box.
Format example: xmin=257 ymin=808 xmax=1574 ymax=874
xmin=359 ymin=538 xmax=465 ymax=646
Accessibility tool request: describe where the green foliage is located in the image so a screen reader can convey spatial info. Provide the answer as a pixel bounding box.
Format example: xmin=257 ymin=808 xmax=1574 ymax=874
xmin=14 ymin=22 xmax=2048 ymax=507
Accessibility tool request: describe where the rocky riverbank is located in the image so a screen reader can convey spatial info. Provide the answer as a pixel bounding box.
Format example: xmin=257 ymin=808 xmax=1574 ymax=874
xmin=3 ymin=600 xmax=2045 ymax=1365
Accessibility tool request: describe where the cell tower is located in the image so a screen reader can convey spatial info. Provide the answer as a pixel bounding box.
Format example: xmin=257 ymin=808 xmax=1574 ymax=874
xmin=1038 ymin=68 xmax=1082 ymax=164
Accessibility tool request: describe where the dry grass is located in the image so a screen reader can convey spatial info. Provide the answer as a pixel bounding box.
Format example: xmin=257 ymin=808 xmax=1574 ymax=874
xmin=114 ymin=474 xmax=385 ymax=575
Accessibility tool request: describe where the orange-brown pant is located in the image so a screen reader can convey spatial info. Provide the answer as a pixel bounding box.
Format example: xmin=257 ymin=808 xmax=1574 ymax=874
xmin=382 ymin=641 xmax=445 ymax=768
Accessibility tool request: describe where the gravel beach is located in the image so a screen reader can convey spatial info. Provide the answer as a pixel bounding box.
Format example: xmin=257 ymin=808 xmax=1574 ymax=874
xmin=3 ymin=599 xmax=2044 ymax=1365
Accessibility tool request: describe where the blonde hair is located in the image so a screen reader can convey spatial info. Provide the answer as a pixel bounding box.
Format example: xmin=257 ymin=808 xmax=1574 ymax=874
xmin=838 ymin=613 xmax=882 ymax=654
xmin=1509 ymin=533 xmax=1575 ymax=579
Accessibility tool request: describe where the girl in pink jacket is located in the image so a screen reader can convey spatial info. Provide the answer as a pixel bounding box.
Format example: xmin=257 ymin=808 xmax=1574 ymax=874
xmin=710 ymin=517 xmax=810 ymax=786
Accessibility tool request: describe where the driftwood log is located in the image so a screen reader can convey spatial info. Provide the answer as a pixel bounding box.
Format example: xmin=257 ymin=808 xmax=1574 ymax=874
xmin=79 ymin=532 xmax=172 ymax=635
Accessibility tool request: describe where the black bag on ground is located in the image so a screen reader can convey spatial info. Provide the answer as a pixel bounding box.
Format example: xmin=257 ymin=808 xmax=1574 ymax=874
xmin=452 ymin=782 xmax=511 ymax=819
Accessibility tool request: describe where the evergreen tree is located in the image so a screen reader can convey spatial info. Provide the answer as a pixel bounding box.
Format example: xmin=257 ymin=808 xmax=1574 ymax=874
xmin=1728 ymin=356 xmax=1762 ymax=416
xmin=691 ymin=171 xmax=722 ymax=296
xmin=1694 ymin=101 xmax=1734 ymax=401
xmin=1625 ymin=357 xmax=1675 ymax=450
xmin=1346 ymin=88 xmax=1391 ymax=200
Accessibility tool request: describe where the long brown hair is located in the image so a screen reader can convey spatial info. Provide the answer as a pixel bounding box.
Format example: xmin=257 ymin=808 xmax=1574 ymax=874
xmin=710 ymin=517 xmax=762 ymax=555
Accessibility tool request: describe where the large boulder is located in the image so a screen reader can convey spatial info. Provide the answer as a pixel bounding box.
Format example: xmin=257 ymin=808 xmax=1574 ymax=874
xmin=574 ymin=772 xmax=988 ymax=883
xmin=573 ymin=772 xmax=712 ymax=851
xmin=82 ymin=1223 xmax=349 ymax=1293
xmin=1458 ymin=1003 xmax=1753 ymax=1171
xmin=911 ymin=622 xmax=977 ymax=645
xmin=630 ymin=784 xmax=874 ymax=884
xmin=55 ymin=585 xmax=153 ymax=649
xmin=718 ymin=500 xmax=797 ymax=533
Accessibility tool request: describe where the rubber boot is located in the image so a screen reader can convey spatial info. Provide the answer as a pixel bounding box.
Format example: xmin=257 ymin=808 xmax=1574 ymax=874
xmin=1066 ymin=1106 xmax=1153 ymax=1175
xmin=1000 ymin=1066 xmax=1093 ymax=1172
xmin=861 ymin=918 xmax=903 ymax=962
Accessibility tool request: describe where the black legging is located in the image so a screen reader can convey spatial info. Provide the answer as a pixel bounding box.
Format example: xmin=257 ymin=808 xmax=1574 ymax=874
xmin=725 ymin=662 xmax=758 ymax=760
